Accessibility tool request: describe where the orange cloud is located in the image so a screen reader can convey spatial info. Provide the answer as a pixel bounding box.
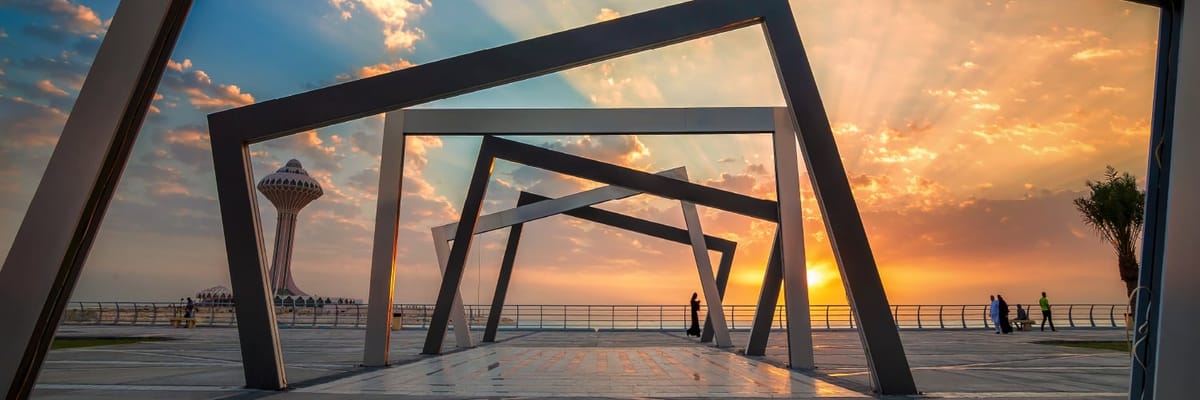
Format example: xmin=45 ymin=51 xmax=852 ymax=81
xmin=35 ymin=79 xmax=69 ymax=97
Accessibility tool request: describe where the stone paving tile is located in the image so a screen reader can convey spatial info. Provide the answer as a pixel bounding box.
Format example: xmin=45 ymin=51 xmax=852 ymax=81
xmin=33 ymin=325 xmax=1131 ymax=399
xmin=295 ymin=343 xmax=865 ymax=398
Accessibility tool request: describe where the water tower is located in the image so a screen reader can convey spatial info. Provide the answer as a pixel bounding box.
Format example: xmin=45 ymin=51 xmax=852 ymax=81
xmin=256 ymin=159 xmax=323 ymax=297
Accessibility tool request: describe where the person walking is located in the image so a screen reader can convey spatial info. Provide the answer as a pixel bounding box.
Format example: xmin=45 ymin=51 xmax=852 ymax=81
xmin=997 ymin=294 xmax=1012 ymax=334
xmin=687 ymin=292 xmax=701 ymax=337
xmin=1039 ymin=292 xmax=1057 ymax=332
xmin=184 ymin=297 xmax=195 ymax=319
xmin=989 ymin=295 xmax=1000 ymax=334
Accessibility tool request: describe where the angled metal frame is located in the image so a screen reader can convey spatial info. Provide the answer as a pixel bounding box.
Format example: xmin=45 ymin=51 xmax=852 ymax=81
xmin=209 ymin=0 xmax=914 ymax=393
xmin=424 ymin=167 xmax=734 ymax=348
xmin=425 ymin=136 xmax=767 ymax=354
xmin=0 ymin=1 xmax=192 ymax=398
xmin=428 ymin=168 xmax=737 ymax=348
xmin=368 ymin=107 xmax=813 ymax=369
xmin=494 ymin=191 xmax=743 ymax=344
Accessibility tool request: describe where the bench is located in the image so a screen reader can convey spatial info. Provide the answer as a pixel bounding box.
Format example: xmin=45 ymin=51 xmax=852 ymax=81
xmin=169 ymin=317 xmax=198 ymax=328
xmin=1012 ymin=319 xmax=1035 ymax=331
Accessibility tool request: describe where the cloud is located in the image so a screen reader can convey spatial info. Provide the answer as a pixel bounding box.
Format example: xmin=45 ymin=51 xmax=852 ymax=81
xmin=6 ymin=0 xmax=105 ymax=37
xmin=153 ymin=124 xmax=212 ymax=167
xmin=331 ymin=0 xmax=431 ymax=52
xmin=166 ymin=58 xmax=192 ymax=72
xmin=0 ymin=94 xmax=66 ymax=149
xmin=159 ymin=59 xmax=255 ymax=111
xmin=595 ymin=8 xmax=620 ymax=22
xmin=1070 ymin=48 xmax=1126 ymax=62
xmin=34 ymin=79 xmax=69 ymax=97
xmin=335 ymin=59 xmax=415 ymax=82
xmin=542 ymin=135 xmax=650 ymax=166
xmin=19 ymin=56 xmax=88 ymax=91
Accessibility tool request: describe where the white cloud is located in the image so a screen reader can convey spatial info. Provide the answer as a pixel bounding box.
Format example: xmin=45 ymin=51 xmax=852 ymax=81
xmin=331 ymin=0 xmax=430 ymax=52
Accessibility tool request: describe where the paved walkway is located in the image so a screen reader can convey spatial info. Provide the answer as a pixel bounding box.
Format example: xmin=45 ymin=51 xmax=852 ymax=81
xmin=32 ymin=326 xmax=1131 ymax=399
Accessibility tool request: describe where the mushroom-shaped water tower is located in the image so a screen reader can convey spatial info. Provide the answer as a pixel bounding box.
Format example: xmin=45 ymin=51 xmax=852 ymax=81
xmin=256 ymin=159 xmax=323 ymax=297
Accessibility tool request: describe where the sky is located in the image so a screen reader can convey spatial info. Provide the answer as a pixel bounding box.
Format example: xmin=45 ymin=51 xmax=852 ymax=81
xmin=0 ymin=0 xmax=1160 ymax=307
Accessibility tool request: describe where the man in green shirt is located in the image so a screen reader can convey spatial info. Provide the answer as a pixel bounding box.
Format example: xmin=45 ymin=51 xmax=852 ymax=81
xmin=1039 ymin=292 xmax=1056 ymax=332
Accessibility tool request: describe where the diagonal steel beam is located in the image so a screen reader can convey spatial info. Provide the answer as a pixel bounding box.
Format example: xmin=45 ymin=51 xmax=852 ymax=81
xmin=430 ymin=167 xmax=731 ymax=345
xmin=431 ymin=168 xmax=688 ymax=238
xmin=761 ymin=1 xmax=914 ymax=391
xmin=209 ymin=0 xmax=913 ymax=392
xmin=424 ymin=135 xmax=779 ymax=355
xmin=208 ymin=0 xmax=772 ymax=143
xmin=0 ymin=2 xmax=192 ymax=397
xmin=429 ymin=168 xmax=689 ymax=348
xmin=482 ymin=191 xmax=741 ymax=344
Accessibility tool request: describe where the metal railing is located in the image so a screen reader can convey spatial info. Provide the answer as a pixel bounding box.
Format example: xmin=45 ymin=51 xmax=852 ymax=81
xmin=58 ymin=302 xmax=1129 ymax=330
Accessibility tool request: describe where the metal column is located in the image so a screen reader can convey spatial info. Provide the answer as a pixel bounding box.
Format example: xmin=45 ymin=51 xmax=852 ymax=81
xmin=0 ymin=1 xmax=191 ymax=397
xmin=773 ymin=109 xmax=814 ymax=369
xmin=363 ymin=111 xmax=406 ymax=366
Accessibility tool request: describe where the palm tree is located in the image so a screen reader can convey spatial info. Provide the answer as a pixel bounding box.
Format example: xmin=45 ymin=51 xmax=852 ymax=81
xmin=1073 ymin=166 xmax=1145 ymax=299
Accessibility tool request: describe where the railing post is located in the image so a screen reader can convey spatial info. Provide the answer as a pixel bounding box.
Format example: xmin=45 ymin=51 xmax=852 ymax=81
xmin=1067 ymin=305 xmax=1075 ymax=328
xmin=1089 ymin=304 xmax=1096 ymax=327
xmin=938 ymin=305 xmax=944 ymax=329
xmin=916 ymin=305 xmax=922 ymax=329
xmin=563 ymin=305 xmax=567 ymax=330
xmin=659 ymin=306 xmax=663 ymax=330
xmin=131 ymin=302 xmax=139 ymax=325
xmin=893 ymin=305 xmax=899 ymax=328
xmin=777 ymin=305 xmax=784 ymax=329
xmin=635 ymin=305 xmax=639 ymax=330
xmin=1110 ymin=305 xmax=1117 ymax=327
xmin=96 ymin=302 xmax=103 ymax=325
xmin=825 ymin=305 xmax=831 ymax=329
xmin=982 ymin=305 xmax=989 ymax=329
xmin=730 ymin=305 xmax=736 ymax=330
xmin=151 ymin=304 xmax=158 ymax=325
xmin=112 ymin=303 xmax=120 ymax=325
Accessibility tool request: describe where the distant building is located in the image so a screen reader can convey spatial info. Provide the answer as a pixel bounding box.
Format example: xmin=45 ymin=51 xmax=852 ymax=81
xmin=257 ymin=159 xmax=323 ymax=298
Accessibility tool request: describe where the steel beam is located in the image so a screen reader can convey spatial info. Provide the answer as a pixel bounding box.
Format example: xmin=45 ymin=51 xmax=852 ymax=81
xmin=478 ymin=192 xmax=742 ymax=343
xmin=483 ymin=223 xmax=524 ymax=343
xmin=362 ymin=111 xmax=405 ymax=366
xmin=773 ymin=108 xmax=814 ymax=369
xmin=680 ymin=200 xmax=733 ymax=347
xmin=208 ymin=0 xmax=771 ymax=143
xmin=747 ymin=230 xmax=783 ymax=356
xmin=0 ymin=1 xmax=191 ymax=397
xmin=702 ymin=246 xmax=735 ymax=343
xmin=401 ymin=107 xmax=774 ymax=135
xmin=209 ymin=0 xmax=911 ymax=390
xmin=762 ymin=1 xmax=914 ymax=392
xmin=430 ymin=227 xmax=474 ymax=348
xmin=424 ymin=136 xmax=780 ymax=354
xmin=432 ymin=168 xmax=688 ymax=238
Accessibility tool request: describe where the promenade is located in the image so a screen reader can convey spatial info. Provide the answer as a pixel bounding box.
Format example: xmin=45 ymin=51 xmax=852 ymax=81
xmin=33 ymin=326 xmax=1130 ymax=399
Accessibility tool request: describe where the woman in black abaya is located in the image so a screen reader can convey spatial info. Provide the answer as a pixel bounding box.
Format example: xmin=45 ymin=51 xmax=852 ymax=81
xmin=687 ymin=292 xmax=701 ymax=337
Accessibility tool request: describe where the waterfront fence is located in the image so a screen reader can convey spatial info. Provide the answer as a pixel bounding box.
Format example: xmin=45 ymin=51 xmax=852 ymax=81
xmin=59 ymin=302 xmax=1130 ymax=330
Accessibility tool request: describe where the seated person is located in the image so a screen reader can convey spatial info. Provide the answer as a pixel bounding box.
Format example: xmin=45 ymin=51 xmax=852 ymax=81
xmin=1016 ymin=304 xmax=1029 ymax=321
